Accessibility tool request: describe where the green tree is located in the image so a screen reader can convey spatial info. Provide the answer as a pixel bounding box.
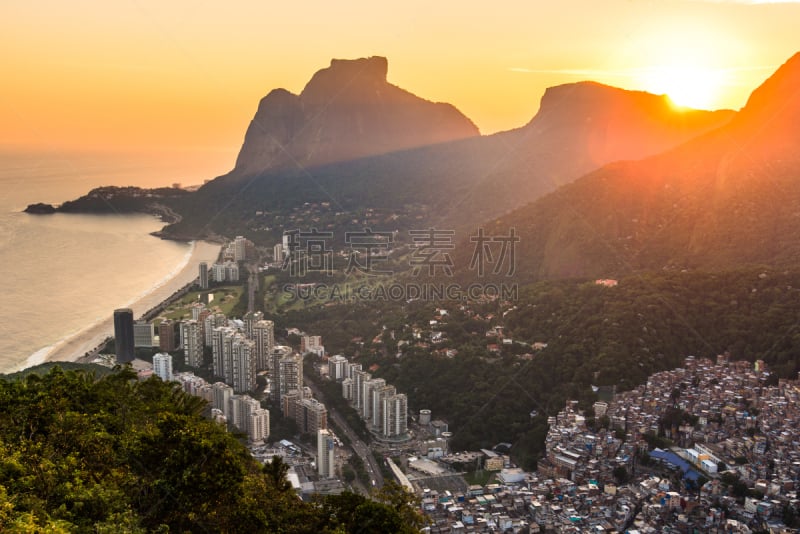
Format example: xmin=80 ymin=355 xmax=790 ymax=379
xmin=613 ymin=466 xmax=629 ymax=484
xmin=263 ymin=456 xmax=292 ymax=493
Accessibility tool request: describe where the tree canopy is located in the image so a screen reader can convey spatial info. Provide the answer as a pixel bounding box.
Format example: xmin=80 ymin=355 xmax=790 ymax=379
xmin=0 ymin=366 xmax=419 ymax=533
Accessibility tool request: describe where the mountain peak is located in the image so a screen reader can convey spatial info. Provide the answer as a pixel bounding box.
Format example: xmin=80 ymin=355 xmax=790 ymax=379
xmin=515 ymin=80 xmax=734 ymax=178
xmin=476 ymin=52 xmax=800 ymax=282
xmin=328 ymin=56 xmax=388 ymax=82
xmin=300 ymin=56 xmax=389 ymax=105
xmin=232 ymin=56 xmax=478 ymax=175
xmin=737 ymin=51 xmax=800 ymax=123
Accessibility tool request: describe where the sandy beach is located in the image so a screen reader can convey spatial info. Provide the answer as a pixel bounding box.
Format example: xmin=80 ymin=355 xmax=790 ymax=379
xmin=37 ymin=240 xmax=221 ymax=368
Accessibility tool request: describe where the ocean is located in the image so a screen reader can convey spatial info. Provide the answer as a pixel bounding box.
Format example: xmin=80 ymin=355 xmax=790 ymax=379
xmin=0 ymin=149 xmax=231 ymax=373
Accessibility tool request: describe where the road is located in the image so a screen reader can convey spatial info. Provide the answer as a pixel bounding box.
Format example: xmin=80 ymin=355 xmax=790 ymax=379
xmin=246 ymin=263 xmax=259 ymax=313
xmin=304 ymin=374 xmax=385 ymax=490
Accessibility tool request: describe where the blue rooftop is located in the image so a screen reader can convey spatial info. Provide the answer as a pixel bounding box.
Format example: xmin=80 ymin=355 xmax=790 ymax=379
xmin=649 ymin=449 xmax=702 ymax=482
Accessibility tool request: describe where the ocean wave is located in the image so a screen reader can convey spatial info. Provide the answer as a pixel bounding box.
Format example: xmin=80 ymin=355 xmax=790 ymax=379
xmin=16 ymin=344 xmax=56 ymax=373
xmin=120 ymin=241 xmax=196 ymax=310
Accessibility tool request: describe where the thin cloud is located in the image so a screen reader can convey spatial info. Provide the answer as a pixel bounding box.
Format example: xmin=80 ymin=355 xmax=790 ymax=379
xmin=508 ymin=67 xmax=633 ymax=78
xmin=508 ymin=65 xmax=780 ymax=86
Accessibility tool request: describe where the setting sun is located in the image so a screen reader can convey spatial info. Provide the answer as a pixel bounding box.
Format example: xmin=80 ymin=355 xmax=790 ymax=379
xmin=640 ymin=64 xmax=727 ymax=110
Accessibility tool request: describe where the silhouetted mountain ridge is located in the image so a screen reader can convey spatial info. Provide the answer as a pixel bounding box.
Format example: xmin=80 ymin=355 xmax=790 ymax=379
xmin=232 ymin=56 xmax=479 ymax=174
xmin=466 ymin=52 xmax=800 ymax=282
xmin=161 ymin=58 xmax=732 ymax=242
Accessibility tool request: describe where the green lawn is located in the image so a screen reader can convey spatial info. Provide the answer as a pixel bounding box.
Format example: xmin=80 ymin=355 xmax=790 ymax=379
xmin=161 ymin=286 xmax=245 ymax=320
xmin=463 ymin=470 xmax=496 ymax=487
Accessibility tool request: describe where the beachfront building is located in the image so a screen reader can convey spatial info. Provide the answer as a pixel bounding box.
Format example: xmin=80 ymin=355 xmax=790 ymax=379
xmin=113 ymin=308 xmax=135 ymax=364
xmin=212 ymin=262 xmax=239 ymax=283
xmin=199 ymin=261 xmax=209 ymax=289
xmin=133 ymin=320 xmax=155 ymax=348
xmin=234 ymin=235 xmax=248 ymax=262
xmin=158 ymin=320 xmax=176 ymax=351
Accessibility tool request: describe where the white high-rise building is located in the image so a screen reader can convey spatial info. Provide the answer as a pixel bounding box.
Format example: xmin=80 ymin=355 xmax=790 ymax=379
xmin=212 ymin=263 xmax=226 ymax=282
xmin=224 ymin=262 xmax=239 ymax=282
xmin=180 ymin=320 xmax=204 ymax=368
xmin=328 ymin=355 xmax=348 ymax=381
xmin=152 ymin=352 xmax=173 ymax=382
xmin=249 ymin=408 xmax=270 ymax=443
xmin=234 ymin=235 xmax=247 ymax=261
xmin=204 ymin=313 xmax=227 ymax=347
xmin=278 ymin=353 xmax=303 ymax=403
xmin=372 ymin=384 xmax=396 ymax=430
xmin=231 ymin=336 xmax=256 ymax=392
xmin=212 ymin=326 xmax=236 ymax=378
xmin=252 ymin=320 xmax=275 ymax=371
xmin=352 ymin=370 xmax=371 ymax=415
xmin=243 ymin=311 xmax=264 ymax=338
xmin=212 ymin=382 xmax=234 ymax=418
xmin=317 ymin=429 xmax=336 ymax=479
xmin=362 ymin=378 xmax=385 ymax=421
xmin=273 ymin=243 xmax=284 ymax=264
xmin=228 ymin=394 xmax=242 ymax=430
xmin=382 ymin=393 xmax=408 ymax=438
xmin=229 ymin=395 xmax=259 ymax=432
xmin=269 ymin=345 xmax=292 ymax=402
xmin=341 ymin=377 xmax=354 ymax=401
xmin=226 ymin=394 xmax=268 ymax=442
xmin=190 ymin=302 xmax=206 ymax=321
xmin=301 ymin=335 xmax=322 ymax=354
xmin=346 ymin=362 xmax=362 ymax=380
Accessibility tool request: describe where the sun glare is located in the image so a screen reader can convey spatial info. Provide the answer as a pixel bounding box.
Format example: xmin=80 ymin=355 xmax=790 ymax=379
xmin=641 ymin=64 xmax=726 ymax=110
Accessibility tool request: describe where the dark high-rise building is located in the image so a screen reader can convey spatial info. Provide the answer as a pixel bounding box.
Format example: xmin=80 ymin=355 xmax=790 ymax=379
xmin=159 ymin=319 xmax=176 ymax=351
xmin=113 ymin=308 xmax=135 ymax=363
xmin=199 ymin=262 xmax=209 ymax=290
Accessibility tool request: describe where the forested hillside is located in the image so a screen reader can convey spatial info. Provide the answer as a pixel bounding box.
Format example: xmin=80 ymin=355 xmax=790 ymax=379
xmin=0 ymin=366 xmax=423 ymax=533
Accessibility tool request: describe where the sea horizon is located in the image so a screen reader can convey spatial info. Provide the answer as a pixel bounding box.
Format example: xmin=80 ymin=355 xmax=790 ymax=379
xmin=0 ymin=149 xmax=226 ymax=373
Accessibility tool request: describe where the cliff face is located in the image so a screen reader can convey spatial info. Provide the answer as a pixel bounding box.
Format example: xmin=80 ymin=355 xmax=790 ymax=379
xmin=514 ymin=81 xmax=735 ymax=179
xmin=232 ymin=56 xmax=479 ymax=175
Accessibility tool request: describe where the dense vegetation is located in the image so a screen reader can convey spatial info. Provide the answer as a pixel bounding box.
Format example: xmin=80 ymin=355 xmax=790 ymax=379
xmin=280 ymin=268 xmax=800 ymax=469
xmin=0 ymin=366 xmax=423 ymax=533
xmin=41 ymin=186 xmax=189 ymax=220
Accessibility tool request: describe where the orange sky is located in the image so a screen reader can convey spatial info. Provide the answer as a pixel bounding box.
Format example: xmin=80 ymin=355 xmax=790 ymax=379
xmin=2 ymin=0 xmax=799 ymax=179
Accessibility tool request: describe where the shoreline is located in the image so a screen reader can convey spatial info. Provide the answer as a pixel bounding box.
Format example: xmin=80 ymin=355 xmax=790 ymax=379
xmin=23 ymin=240 xmax=222 ymax=370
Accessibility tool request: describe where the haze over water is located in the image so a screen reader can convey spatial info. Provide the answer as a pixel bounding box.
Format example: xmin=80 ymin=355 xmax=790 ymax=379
xmin=0 ymin=149 xmax=230 ymax=373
